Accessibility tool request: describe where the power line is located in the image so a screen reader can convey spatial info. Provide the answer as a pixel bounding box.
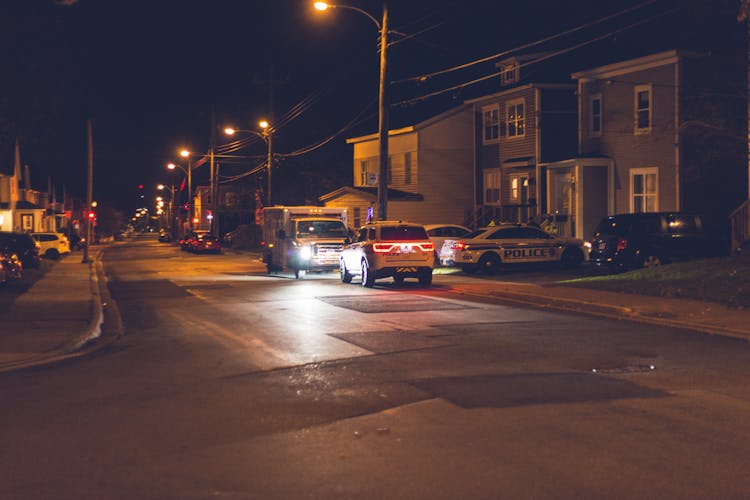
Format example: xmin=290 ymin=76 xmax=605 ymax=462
xmin=394 ymin=0 xmax=660 ymax=85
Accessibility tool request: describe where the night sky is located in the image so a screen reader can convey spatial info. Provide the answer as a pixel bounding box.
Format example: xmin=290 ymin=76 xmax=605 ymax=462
xmin=1 ymin=0 xmax=744 ymax=214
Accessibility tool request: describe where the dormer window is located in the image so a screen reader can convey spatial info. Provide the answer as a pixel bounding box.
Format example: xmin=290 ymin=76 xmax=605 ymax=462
xmin=501 ymin=63 xmax=519 ymax=86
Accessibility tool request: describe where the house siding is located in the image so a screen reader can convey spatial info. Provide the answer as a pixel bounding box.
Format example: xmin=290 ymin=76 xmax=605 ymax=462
xmin=580 ymin=64 xmax=678 ymax=214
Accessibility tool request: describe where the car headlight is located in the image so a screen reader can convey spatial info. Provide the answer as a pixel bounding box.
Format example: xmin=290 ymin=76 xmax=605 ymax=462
xmin=299 ymin=245 xmax=312 ymax=260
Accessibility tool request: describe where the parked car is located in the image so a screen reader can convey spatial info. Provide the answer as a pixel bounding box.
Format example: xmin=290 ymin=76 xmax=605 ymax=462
xmin=440 ymin=223 xmax=586 ymax=274
xmin=588 ymin=212 xmax=715 ymax=272
xmin=0 ymin=245 xmax=23 ymax=287
xmin=424 ymin=224 xmax=472 ymax=264
xmin=188 ymin=233 xmax=222 ymax=254
xmin=31 ymin=232 xmax=71 ymax=259
xmin=340 ymin=221 xmax=435 ymax=287
xmin=180 ymin=231 xmax=208 ymax=251
xmin=0 ymin=232 xmax=41 ymax=269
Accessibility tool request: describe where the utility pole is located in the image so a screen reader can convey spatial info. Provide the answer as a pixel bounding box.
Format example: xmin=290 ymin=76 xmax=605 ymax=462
xmin=377 ymin=1 xmax=390 ymax=220
xmin=210 ymin=107 xmax=217 ymax=236
xmin=82 ymin=119 xmax=93 ymax=264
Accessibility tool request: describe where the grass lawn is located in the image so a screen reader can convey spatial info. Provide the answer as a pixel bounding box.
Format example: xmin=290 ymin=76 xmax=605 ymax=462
xmin=558 ymin=256 xmax=750 ymax=309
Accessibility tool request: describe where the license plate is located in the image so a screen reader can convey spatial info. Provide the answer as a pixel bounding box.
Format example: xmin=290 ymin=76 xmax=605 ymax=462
xmin=399 ymin=245 xmax=414 ymax=253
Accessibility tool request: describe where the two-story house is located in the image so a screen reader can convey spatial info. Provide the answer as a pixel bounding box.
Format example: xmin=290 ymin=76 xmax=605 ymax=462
xmin=545 ymin=50 xmax=746 ymax=243
xmin=466 ymin=55 xmax=577 ymax=228
xmin=320 ymin=104 xmax=474 ymax=228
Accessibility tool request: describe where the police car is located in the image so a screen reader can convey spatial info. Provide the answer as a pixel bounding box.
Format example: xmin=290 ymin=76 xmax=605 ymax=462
xmin=340 ymin=221 xmax=435 ymax=287
xmin=440 ymin=223 xmax=586 ymax=274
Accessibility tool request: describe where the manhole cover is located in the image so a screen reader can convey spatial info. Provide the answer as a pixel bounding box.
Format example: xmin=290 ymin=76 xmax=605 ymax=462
xmin=592 ymin=365 xmax=656 ymax=374
xmin=318 ymin=295 xmax=472 ymax=313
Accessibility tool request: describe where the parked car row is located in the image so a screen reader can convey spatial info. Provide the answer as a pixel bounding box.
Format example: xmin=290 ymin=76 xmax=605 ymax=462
xmin=179 ymin=231 xmax=222 ymax=254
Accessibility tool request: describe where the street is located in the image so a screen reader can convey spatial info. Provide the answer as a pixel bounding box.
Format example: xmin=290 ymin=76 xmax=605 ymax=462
xmin=1 ymin=235 xmax=750 ymax=498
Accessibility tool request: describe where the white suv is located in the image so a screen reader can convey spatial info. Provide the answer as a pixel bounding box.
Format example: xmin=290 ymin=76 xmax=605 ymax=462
xmin=339 ymin=221 xmax=435 ymax=287
xmin=32 ymin=232 xmax=71 ymax=259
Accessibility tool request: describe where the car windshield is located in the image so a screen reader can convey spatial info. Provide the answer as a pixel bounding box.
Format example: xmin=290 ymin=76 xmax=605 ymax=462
xmin=296 ymin=220 xmax=348 ymax=238
xmin=380 ymin=226 xmax=428 ymax=241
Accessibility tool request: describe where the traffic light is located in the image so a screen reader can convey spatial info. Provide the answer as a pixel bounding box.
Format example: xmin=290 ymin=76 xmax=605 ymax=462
xmin=87 ymin=210 xmax=96 ymax=221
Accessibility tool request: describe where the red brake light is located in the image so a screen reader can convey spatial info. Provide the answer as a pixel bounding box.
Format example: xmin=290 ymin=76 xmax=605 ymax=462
xmin=454 ymin=241 xmax=466 ymax=251
xmin=416 ymin=242 xmax=434 ymax=252
xmin=616 ymin=238 xmax=628 ymax=252
xmin=373 ymin=243 xmax=396 ymax=253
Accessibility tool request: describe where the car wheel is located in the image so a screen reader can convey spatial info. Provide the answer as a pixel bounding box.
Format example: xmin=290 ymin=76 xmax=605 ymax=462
xmin=478 ymin=253 xmax=501 ymax=275
xmin=561 ymin=248 xmax=583 ymax=268
xmin=418 ymin=269 xmax=433 ymax=287
xmin=45 ymin=249 xmax=60 ymax=259
xmin=340 ymin=259 xmax=353 ymax=283
xmin=361 ymin=259 xmax=375 ymax=288
xmin=642 ymin=254 xmax=662 ymax=268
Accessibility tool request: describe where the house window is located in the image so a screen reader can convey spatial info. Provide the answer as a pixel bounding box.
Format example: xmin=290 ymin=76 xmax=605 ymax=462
xmin=508 ymin=174 xmax=529 ymax=203
xmin=484 ymin=169 xmax=501 ymax=205
xmin=21 ymin=214 xmax=34 ymax=231
xmin=482 ymin=105 xmax=499 ymax=143
xmin=634 ymin=85 xmax=652 ymax=133
xmin=404 ymin=152 xmax=412 ymax=185
xmin=353 ymin=207 xmax=361 ymax=228
xmin=631 ymin=167 xmax=658 ymax=212
xmin=360 ymin=159 xmax=377 ymax=186
xmin=506 ymin=99 xmax=525 ymax=138
xmin=590 ymin=94 xmax=602 ymax=136
xmin=500 ymin=63 xmax=518 ymax=86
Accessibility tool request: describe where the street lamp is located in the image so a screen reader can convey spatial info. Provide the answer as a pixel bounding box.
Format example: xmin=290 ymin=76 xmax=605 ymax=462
xmin=315 ymin=1 xmax=390 ymax=220
xmin=224 ymin=120 xmax=274 ymax=206
xmin=170 ymin=148 xmax=192 ymax=230
xmin=157 ymin=183 xmax=175 ymax=234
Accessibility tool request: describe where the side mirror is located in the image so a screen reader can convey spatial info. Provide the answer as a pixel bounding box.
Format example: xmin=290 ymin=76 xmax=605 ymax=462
xmin=278 ymin=229 xmax=286 ymax=239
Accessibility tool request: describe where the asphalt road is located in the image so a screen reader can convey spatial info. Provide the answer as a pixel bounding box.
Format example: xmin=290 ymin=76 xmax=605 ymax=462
xmin=1 ymin=235 xmax=749 ymax=498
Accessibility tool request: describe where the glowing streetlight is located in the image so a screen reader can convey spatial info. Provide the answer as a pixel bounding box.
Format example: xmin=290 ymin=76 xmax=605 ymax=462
xmin=223 ymin=120 xmax=274 ymax=206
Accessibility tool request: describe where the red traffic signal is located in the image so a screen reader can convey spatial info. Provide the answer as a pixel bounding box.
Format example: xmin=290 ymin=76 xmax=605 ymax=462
xmin=87 ymin=210 xmax=96 ymax=220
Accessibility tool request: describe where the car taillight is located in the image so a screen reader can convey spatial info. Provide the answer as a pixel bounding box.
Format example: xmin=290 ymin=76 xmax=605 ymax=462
xmin=454 ymin=241 xmax=466 ymax=251
xmin=616 ymin=238 xmax=628 ymax=252
xmin=373 ymin=242 xmax=434 ymax=253
xmin=373 ymin=243 xmax=396 ymax=253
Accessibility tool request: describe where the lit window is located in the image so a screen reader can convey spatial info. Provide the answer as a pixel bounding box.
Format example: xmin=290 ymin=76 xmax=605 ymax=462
xmin=484 ymin=169 xmax=501 ymax=204
xmin=631 ymin=167 xmax=658 ymax=212
xmin=507 ymin=99 xmax=525 ymax=138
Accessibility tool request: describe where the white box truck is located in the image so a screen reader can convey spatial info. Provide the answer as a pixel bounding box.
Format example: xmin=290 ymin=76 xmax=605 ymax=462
xmin=262 ymin=206 xmax=350 ymax=278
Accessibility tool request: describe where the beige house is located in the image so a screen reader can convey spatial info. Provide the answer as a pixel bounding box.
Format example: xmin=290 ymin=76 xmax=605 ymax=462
xmin=545 ymin=50 xmax=746 ymax=242
xmin=320 ymin=105 xmax=474 ymax=228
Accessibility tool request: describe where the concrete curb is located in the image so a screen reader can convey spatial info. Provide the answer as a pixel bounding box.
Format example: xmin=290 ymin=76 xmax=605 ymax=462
xmin=0 ymin=249 xmax=123 ymax=374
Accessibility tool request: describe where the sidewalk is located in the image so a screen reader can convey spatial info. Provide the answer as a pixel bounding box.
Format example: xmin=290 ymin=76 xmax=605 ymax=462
xmin=449 ymin=281 xmax=750 ymax=341
xmin=1 ymin=252 xmax=748 ymax=374
xmin=0 ymin=250 xmax=117 ymax=373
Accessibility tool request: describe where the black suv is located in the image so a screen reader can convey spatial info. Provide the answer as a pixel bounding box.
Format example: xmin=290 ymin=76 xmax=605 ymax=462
xmin=589 ymin=212 xmax=714 ymax=272
xmin=0 ymin=232 xmax=42 ymax=270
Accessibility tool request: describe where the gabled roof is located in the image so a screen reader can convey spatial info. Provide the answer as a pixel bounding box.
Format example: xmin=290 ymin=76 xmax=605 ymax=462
xmin=571 ymin=50 xmax=705 ymax=80
xmin=346 ymin=104 xmax=471 ymax=145
xmin=463 ymin=82 xmax=575 ymax=106
xmin=319 ymin=186 xmax=424 ymax=203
